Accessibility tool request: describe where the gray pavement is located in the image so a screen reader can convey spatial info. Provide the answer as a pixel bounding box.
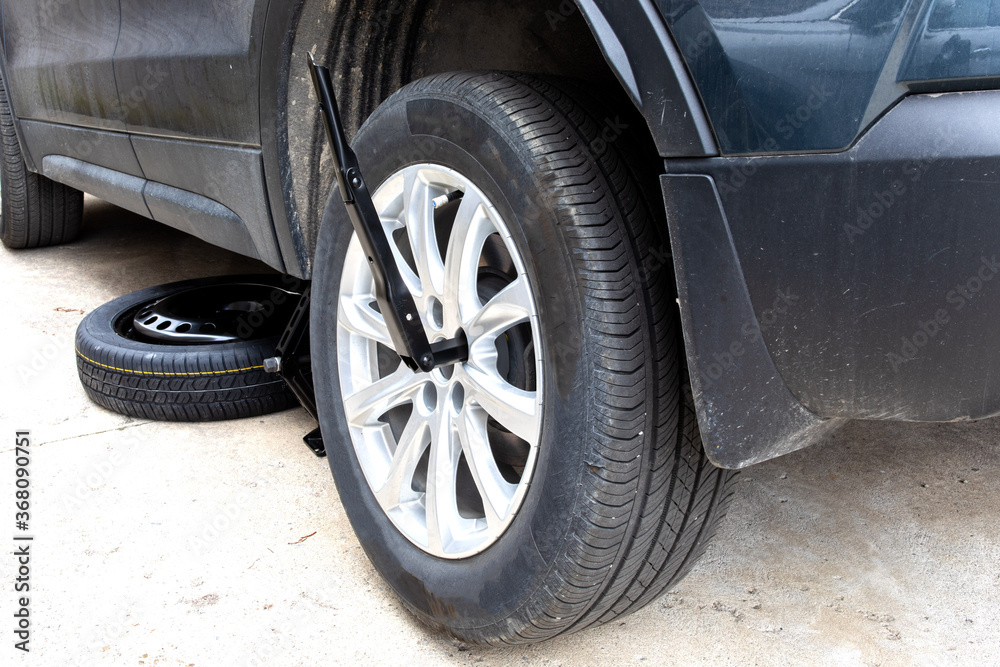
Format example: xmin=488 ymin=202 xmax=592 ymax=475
xmin=2 ymin=197 xmax=998 ymax=666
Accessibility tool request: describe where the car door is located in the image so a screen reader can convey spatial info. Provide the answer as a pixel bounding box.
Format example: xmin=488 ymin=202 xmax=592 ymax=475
xmin=1 ymin=0 xmax=149 ymax=204
xmin=1 ymin=0 xmax=123 ymax=130
xmin=113 ymin=0 xmax=267 ymax=145
xmin=112 ymin=0 xmax=284 ymax=269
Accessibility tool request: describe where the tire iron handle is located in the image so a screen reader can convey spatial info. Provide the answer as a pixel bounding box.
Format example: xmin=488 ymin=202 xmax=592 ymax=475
xmin=307 ymin=53 xmax=467 ymax=373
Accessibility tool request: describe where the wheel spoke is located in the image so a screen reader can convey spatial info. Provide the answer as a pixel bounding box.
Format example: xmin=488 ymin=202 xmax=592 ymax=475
xmin=462 ymin=365 xmax=540 ymax=444
xmin=458 ymin=408 xmax=517 ymax=531
xmin=338 ymin=294 xmax=393 ymax=348
xmin=424 ymin=411 xmax=461 ymax=554
xmin=443 ymin=190 xmax=496 ymax=327
xmin=382 ymin=217 xmax=422 ymax=297
xmin=465 ymin=275 xmax=532 ymax=339
xmin=404 ymin=171 xmax=446 ymax=298
xmin=343 ymin=365 xmax=425 ymax=428
xmin=375 ymin=414 xmax=430 ymax=510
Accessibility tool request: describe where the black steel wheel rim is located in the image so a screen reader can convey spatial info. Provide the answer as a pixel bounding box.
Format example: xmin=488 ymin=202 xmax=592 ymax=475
xmin=117 ymin=283 xmax=302 ymax=345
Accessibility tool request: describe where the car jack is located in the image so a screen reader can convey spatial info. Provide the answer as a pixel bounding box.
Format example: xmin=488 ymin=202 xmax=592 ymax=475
xmin=307 ymin=53 xmax=469 ymax=373
xmin=265 ymin=283 xmax=326 ymax=456
xmin=266 ymin=56 xmax=471 ymax=458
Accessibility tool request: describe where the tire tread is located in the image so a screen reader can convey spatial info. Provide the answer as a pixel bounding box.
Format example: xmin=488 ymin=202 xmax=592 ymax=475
xmin=0 ymin=69 xmax=83 ymax=249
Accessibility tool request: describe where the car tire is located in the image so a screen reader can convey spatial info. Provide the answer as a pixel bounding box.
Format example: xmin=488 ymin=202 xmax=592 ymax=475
xmin=310 ymin=71 xmax=737 ymax=644
xmin=0 ymin=68 xmax=83 ymax=249
xmin=76 ymin=275 xmax=300 ymax=422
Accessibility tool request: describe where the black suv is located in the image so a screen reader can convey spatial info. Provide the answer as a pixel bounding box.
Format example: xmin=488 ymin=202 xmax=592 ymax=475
xmin=2 ymin=0 xmax=998 ymax=645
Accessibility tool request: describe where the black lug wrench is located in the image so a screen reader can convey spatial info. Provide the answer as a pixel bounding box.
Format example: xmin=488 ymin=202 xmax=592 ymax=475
xmin=307 ymin=53 xmax=468 ymax=373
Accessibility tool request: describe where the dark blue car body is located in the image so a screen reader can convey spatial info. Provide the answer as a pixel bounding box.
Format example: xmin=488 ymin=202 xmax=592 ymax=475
xmin=2 ymin=0 xmax=998 ymax=467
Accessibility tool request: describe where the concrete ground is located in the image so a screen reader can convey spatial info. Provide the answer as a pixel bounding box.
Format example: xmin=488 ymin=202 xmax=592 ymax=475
xmin=2 ymin=197 xmax=998 ymax=666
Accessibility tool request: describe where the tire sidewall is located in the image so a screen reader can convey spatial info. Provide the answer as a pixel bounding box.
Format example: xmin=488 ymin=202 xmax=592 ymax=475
xmin=312 ymin=79 xmax=598 ymax=631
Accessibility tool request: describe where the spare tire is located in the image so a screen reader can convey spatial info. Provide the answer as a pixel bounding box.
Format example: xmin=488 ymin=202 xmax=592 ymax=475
xmin=76 ymin=275 xmax=301 ymax=422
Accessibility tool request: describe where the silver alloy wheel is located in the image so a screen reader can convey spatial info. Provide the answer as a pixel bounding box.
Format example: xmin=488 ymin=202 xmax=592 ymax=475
xmin=336 ymin=164 xmax=544 ymax=559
